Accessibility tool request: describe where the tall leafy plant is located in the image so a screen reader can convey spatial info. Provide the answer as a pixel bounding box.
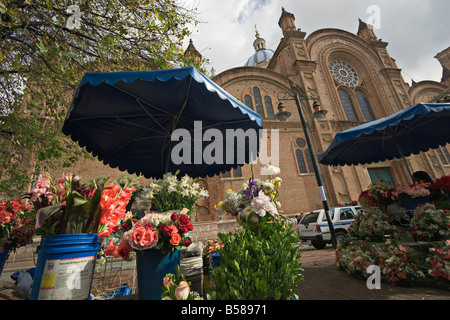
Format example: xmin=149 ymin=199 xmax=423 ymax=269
xmin=211 ymin=216 xmax=303 ymax=300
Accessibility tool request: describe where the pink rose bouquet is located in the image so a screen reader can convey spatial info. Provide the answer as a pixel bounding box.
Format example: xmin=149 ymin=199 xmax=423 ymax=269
xmin=103 ymin=208 xmax=194 ymax=260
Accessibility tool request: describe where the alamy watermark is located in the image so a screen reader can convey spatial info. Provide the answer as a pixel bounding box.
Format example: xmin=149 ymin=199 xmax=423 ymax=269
xmin=170 ymin=121 xmax=279 ymax=175
xmin=65 ymin=4 xmax=81 ymax=30
xmin=366 ymin=5 xmax=381 ymax=30
xmin=366 ymin=265 xmax=381 ymax=290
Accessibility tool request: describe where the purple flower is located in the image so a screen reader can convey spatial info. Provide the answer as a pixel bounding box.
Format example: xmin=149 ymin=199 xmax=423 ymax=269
xmin=243 ymin=179 xmax=259 ymax=200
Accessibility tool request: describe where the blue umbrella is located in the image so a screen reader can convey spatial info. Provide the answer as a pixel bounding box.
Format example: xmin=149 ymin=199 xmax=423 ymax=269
xmin=62 ymin=67 xmax=262 ymax=179
xmin=318 ymin=103 xmax=450 ymax=178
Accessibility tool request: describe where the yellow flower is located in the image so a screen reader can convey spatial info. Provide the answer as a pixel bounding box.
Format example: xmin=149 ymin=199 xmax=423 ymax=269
xmin=226 ymin=189 xmax=232 ymax=193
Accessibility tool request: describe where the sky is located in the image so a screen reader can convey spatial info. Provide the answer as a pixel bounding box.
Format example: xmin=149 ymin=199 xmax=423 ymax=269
xmin=183 ymin=0 xmax=450 ymax=84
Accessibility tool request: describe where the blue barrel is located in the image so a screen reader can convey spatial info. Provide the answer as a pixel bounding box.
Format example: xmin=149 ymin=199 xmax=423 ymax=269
xmin=30 ymin=234 xmax=100 ymax=300
xmin=210 ymin=253 xmax=220 ymax=267
xmin=136 ymin=249 xmax=180 ymax=300
xmin=0 ymin=248 xmax=10 ymax=278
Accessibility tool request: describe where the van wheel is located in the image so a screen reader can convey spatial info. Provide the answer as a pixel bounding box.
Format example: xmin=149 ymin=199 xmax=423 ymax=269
xmin=311 ymin=240 xmax=327 ymax=249
xmin=335 ymin=231 xmax=347 ymax=244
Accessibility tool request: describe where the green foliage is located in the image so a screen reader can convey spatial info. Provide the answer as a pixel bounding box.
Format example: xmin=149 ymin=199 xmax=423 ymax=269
xmin=211 ymin=216 xmax=303 ymax=300
xmin=0 ymin=0 xmax=205 ymax=196
xmin=411 ymin=203 xmax=450 ymax=241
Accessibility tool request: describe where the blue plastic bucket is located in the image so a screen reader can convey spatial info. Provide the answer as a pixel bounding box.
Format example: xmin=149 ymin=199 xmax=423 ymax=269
xmin=403 ymin=198 xmax=430 ymax=211
xmin=30 ymin=234 xmax=100 ymax=300
xmin=0 ymin=248 xmax=10 ymax=278
xmin=136 ymin=249 xmax=180 ymax=300
xmin=210 ymin=253 xmax=220 ymax=267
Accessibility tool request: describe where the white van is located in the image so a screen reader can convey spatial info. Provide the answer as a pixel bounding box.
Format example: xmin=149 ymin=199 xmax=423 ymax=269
xmin=298 ymin=206 xmax=361 ymax=249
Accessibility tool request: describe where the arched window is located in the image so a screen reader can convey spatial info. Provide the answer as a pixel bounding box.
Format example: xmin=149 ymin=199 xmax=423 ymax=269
xmin=243 ymin=87 xmax=275 ymax=119
xmin=244 ymin=95 xmax=254 ymax=110
xmin=337 ymin=89 xmax=358 ymax=121
xmin=355 ymin=90 xmax=375 ymax=122
xmin=329 ymin=59 xmax=378 ymax=122
xmin=253 ymin=87 xmax=265 ymax=117
xmin=221 ymin=167 xmax=243 ymax=178
xmin=295 ymin=138 xmax=314 ymax=174
xmin=264 ymin=96 xmax=274 ymax=118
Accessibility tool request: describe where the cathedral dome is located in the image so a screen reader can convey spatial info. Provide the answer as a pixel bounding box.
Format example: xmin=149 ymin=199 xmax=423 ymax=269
xmin=244 ymin=29 xmax=274 ymax=68
xmin=245 ymin=49 xmax=274 ymax=67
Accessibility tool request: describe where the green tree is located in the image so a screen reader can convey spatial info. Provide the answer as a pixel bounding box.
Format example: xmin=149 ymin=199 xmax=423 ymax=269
xmin=0 ymin=0 xmax=203 ymax=197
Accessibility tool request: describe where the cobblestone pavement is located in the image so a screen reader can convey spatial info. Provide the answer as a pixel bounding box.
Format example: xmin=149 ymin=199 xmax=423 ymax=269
xmin=297 ymin=244 xmax=450 ymax=300
xmin=2 ymin=243 xmax=449 ymax=300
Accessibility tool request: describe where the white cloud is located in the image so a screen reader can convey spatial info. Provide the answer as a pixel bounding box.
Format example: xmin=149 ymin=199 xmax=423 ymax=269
xmin=185 ymin=0 xmax=449 ymax=83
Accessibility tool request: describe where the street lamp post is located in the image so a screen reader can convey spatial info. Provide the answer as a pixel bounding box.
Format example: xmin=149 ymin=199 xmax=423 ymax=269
xmin=276 ymin=82 xmax=337 ymax=249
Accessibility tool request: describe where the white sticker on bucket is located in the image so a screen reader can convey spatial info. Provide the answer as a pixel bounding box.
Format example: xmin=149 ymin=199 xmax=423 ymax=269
xmin=38 ymin=255 xmax=96 ymax=300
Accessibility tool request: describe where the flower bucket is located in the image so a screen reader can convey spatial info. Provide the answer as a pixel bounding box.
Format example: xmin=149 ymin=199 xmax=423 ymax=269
xmin=136 ymin=249 xmax=180 ymax=300
xmin=30 ymin=233 xmax=100 ymax=300
xmin=403 ymin=198 xmax=429 ymax=211
xmin=210 ymin=253 xmax=220 ymax=267
xmin=0 ymin=248 xmax=10 ymax=279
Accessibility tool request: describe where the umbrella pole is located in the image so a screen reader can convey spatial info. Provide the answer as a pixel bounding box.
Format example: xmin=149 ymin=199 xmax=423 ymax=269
xmin=392 ymin=133 xmax=414 ymax=184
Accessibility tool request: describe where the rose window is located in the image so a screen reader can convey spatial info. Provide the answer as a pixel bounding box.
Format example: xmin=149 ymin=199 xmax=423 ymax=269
xmin=329 ymin=60 xmax=359 ymax=87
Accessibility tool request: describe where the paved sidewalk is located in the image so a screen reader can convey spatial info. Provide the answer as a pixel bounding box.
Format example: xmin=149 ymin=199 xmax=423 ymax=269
xmin=297 ymin=246 xmax=450 ymax=300
xmin=2 ymin=244 xmax=449 ymax=300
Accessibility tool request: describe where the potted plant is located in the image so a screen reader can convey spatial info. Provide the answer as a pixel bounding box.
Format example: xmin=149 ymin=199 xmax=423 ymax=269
xmin=24 ymin=172 xmax=137 ymax=300
xmin=212 ymin=169 xmax=303 ymax=300
xmin=0 ymin=199 xmax=35 ymax=278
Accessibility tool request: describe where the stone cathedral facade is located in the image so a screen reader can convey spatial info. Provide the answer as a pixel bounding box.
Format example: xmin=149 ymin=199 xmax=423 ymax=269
xmin=43 ymin=8 xmax=449 ymax=235
xmin=196 ymin=7 xmax=450 ymax=224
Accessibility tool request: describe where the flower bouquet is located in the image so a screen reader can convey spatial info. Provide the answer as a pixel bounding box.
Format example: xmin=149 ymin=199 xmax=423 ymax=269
xmin=0 ymin=199 xmax=35 ymax=252
xmin=212 ymin=167 xmax=303 ymax=300
xmin=387 ymin=183 xmax=431 ymax=210
xmin=216 ymin=175 xmax=282 ymax=224
xmin=136 ymin=171 xmax=209 ymax=213
xmin=430 ymin=174 xmax=450 ymax=209
xmin=426 ymin=240 xmax=450 ymax=281
xmin=161 ymin=267 xmax=214 ymax=300
xmin=23 ymin=172 xmax=139 ymax=299
xmin=104 ymin=207 xmax=194 ymax=260
xmin=102 ymin=172 xmax=207 ymax=258
xmin=410 ymin=202 xmax=450 ymax=241
xmin=25 ymin=172 xmax=137 ymax=235
xmin=358 ymin=181 xmax=393 ymax=209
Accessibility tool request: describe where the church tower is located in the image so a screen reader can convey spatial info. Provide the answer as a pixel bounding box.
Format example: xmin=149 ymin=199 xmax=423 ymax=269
xmin=184 ymin=39 xmax=202 ymax=65
xmin=244 ymin=28 xmax=274 ymax=68
xmin=435 ymin=47 xmax=450 ymax=87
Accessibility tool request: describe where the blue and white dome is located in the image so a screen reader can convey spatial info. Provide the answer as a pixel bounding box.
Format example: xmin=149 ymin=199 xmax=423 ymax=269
xmin=244 ymin=30 xmax=274 ymax=68
xmin=245 ymin=49 xmax=275 ymax=67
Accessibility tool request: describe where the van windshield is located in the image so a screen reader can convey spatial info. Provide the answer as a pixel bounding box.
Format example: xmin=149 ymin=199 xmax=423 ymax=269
xmin=301 ymin=211 xmax=321 ymax=224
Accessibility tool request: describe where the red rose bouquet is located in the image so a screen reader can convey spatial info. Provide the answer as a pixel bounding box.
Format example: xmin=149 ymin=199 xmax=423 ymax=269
xmin=103 ymin=208 xmax=194 ymax=260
